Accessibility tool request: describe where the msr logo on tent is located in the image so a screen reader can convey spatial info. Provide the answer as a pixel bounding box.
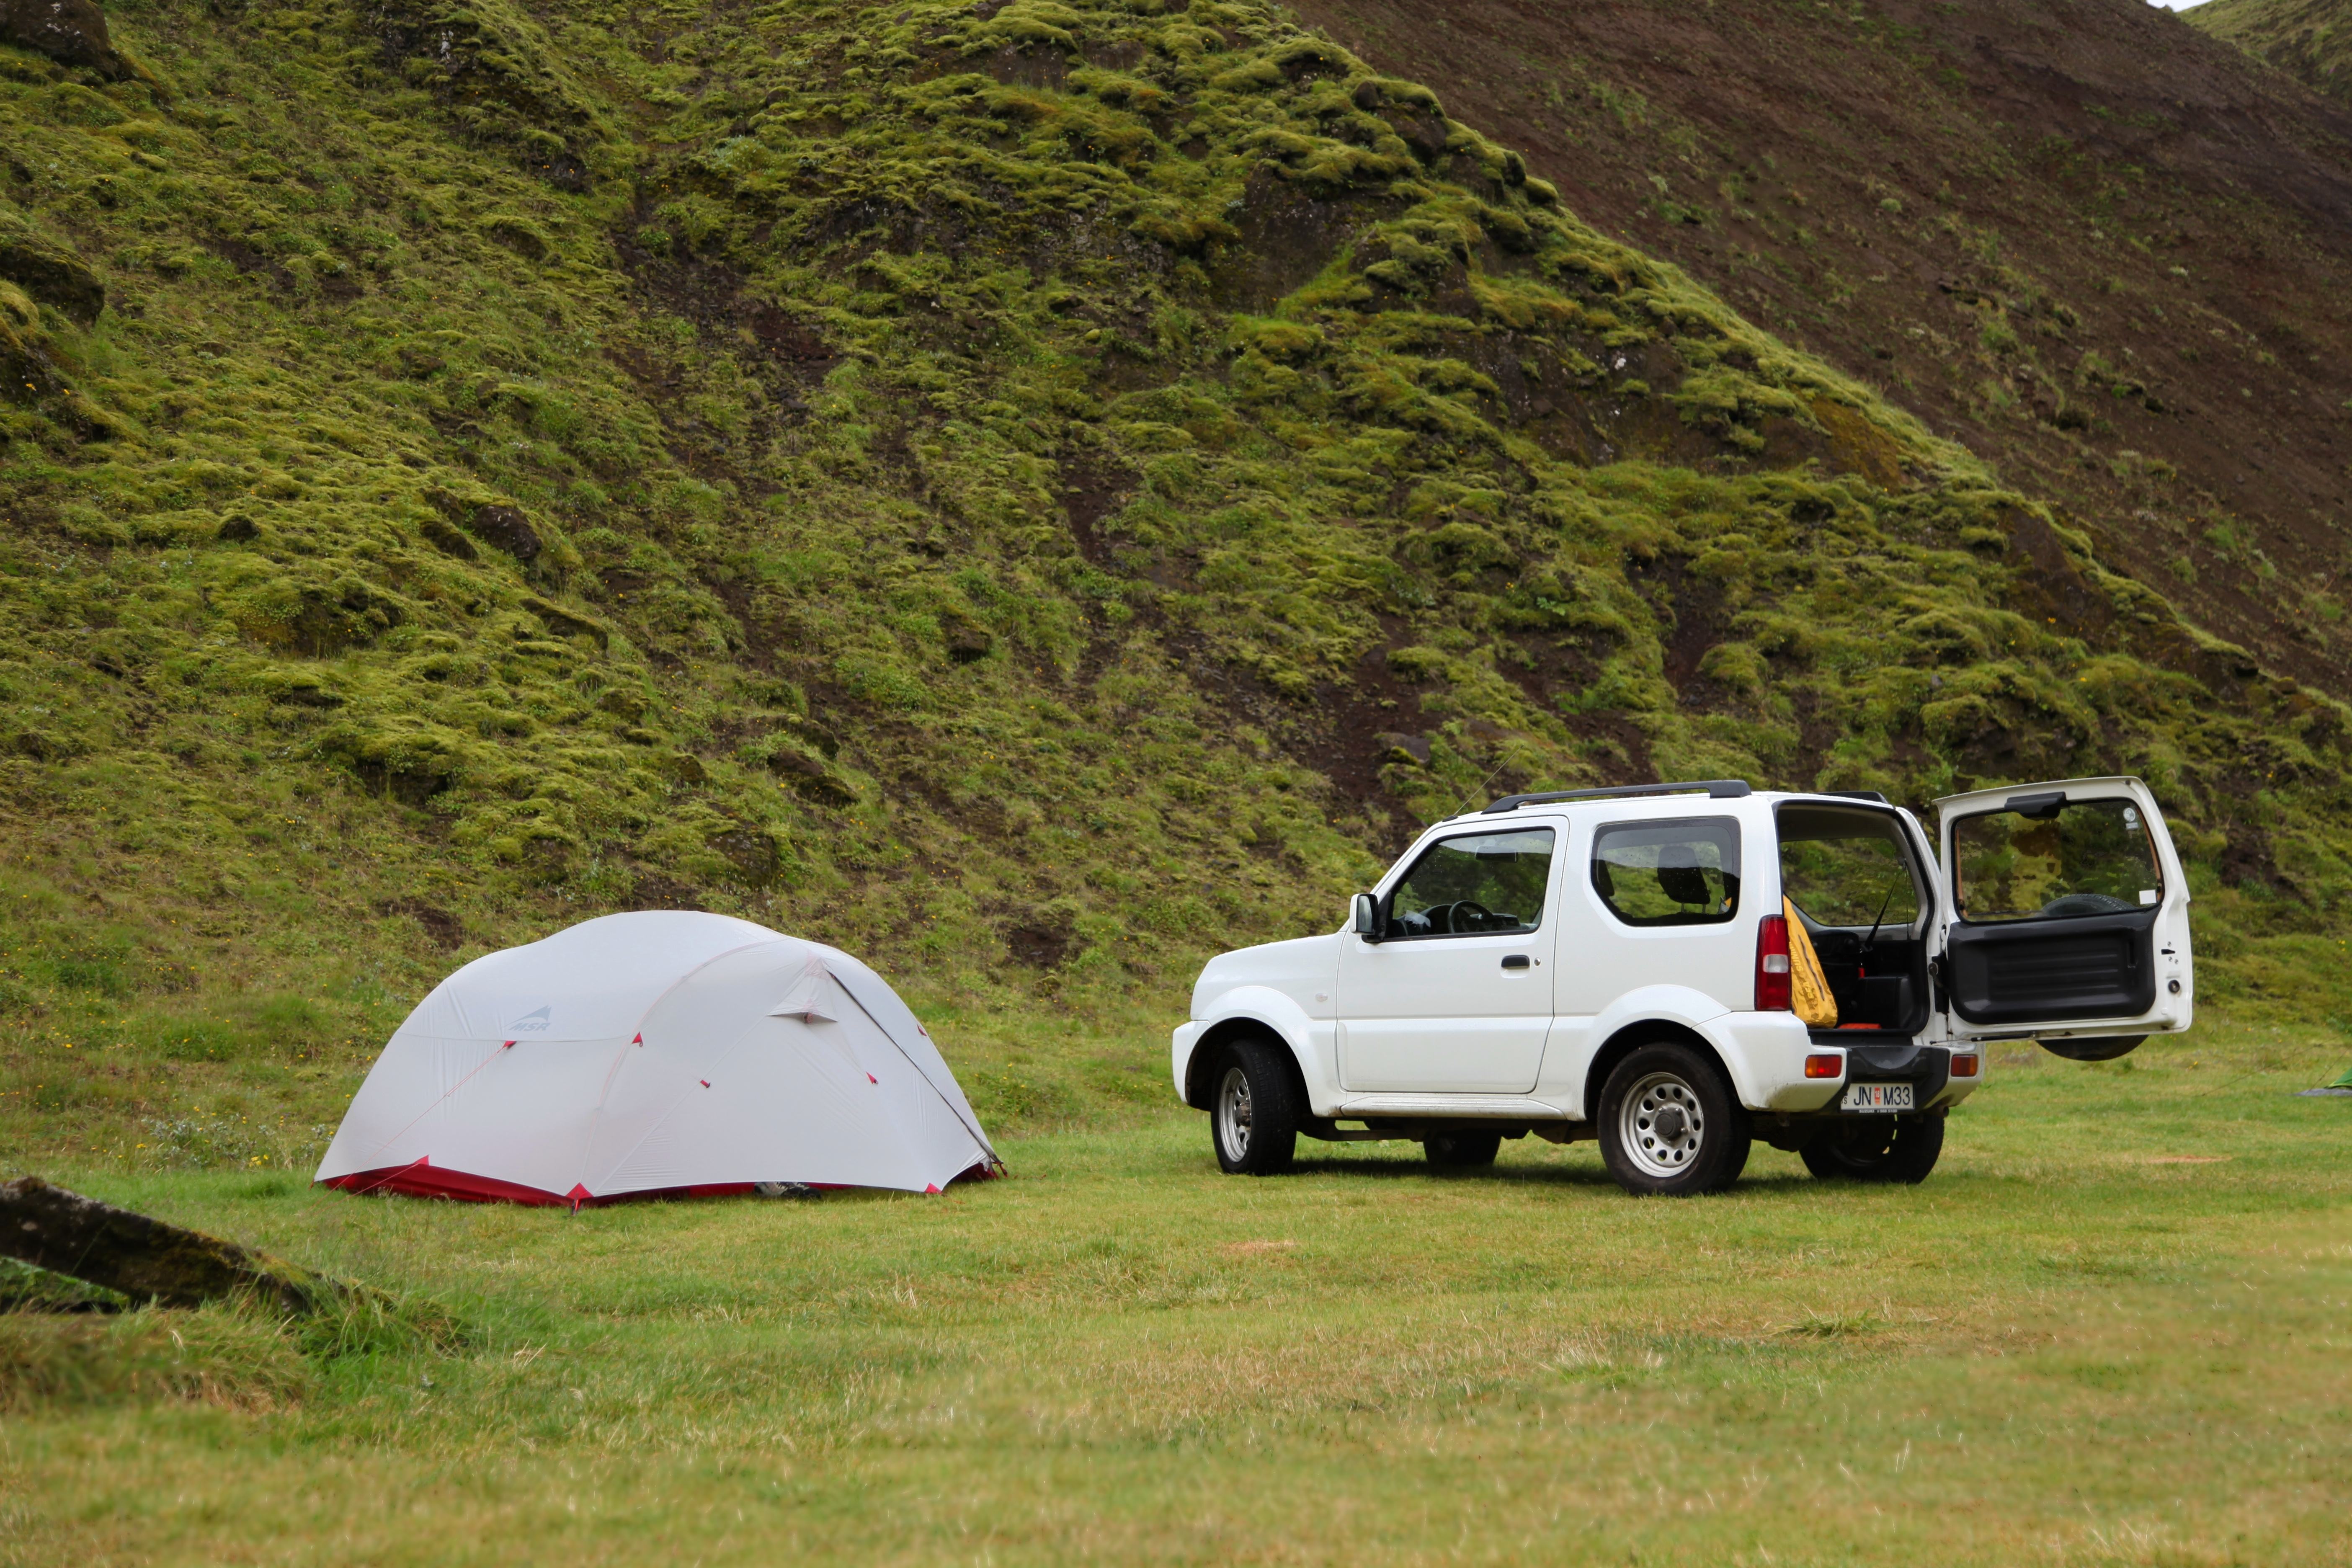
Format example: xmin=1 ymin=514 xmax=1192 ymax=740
xmin=508 ymin=1006 xmax=552 ymax=1034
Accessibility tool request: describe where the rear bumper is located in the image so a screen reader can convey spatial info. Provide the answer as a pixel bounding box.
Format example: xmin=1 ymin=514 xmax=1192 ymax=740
xmin=1713 ymin=1011 xmax=1843 ymax=1112
xmin=1847 ymin=1041 xmax=1952 ymax=1108
xmin=1718 ymin=1017 xmax=1979 ymax=1112
xmin=1803 ymin=1040 xmax=1978 ymax=1113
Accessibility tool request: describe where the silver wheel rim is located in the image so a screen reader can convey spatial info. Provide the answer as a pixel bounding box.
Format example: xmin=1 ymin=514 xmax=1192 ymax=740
xmin=1620 ymin=1070 xmax=1705 ymax=1179
xmin=1217 ymin=1065 xmax=1252 ymax=1163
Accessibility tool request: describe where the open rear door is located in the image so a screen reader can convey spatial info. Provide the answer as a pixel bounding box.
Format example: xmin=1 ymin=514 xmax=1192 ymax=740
xmin=1934 ymin=776 xmax=2193 ymax=1059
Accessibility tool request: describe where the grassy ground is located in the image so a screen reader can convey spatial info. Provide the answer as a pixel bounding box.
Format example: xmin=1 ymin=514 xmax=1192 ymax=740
xmin=4 ymin=1016 xmax=2348 ymax=1566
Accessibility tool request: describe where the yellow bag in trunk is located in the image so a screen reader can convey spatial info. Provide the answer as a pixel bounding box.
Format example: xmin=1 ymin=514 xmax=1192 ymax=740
xmin=1784 ymin=897 xmax=1839 ymax=1029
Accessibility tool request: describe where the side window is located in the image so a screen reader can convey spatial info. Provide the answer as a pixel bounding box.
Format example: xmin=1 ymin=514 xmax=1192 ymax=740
xmin=1952 ymin=796 xmax=2163 ymax=923
xmin=1592 ymin=818 xmax=1741 ymax=927
xmin=1777 ymin=807 xmax=1923 ymax=931
xmin=1385 ymin=829 xmax=1556 ymax=939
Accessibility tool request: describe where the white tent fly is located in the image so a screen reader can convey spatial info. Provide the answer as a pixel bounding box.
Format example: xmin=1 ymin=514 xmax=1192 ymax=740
xmin=316 ymin=912 xmax=998 ymax=1207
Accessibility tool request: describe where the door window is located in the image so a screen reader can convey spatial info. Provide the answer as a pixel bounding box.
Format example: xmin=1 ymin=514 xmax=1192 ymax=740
xmin=1591 ymin=818 xmax=1741 ymax=927
xmin=1951 ymin=796 xmax=2164 ymax=923
xmin=1383 ymin=829 xmax=1555 ymax=939
xmin=1777 ymin=807 xmax=1922 ymax=931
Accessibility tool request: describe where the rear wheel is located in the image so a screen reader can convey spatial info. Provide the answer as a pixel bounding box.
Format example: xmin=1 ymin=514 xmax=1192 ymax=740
xmin=1423 ymin=1131 xmax=1502 ymax=1169
xmin=1597 ymin=1042 xmax=1751 ymax=1196
xmin=1800 ymin=1111 xmax=1945 ymax=1184
xmin=1211 ymin=1037 xmax=1302 ymax=1176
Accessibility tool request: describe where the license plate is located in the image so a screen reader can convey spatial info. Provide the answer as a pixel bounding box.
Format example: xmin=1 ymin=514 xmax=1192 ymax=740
xmin=1841 ymin=1082 xmax=1914 ymax=1112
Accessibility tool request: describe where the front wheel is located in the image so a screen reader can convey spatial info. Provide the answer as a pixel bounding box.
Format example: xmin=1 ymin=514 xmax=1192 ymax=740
xmin=1800 ymin=1112 xmax=1945 ymax=1184
xmin=1211 ymin=1037 xmax=1302 ymax=1176
xmin=1597 ymin=1042 xmax=1751 ymax=1196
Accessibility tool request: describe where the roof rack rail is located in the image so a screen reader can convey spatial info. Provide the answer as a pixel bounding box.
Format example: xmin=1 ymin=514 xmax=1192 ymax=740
xmin=1822 ymin=789 xmax=1889 ymax=803
xmin=1480 ymin=779 xmax=1753 ymax=815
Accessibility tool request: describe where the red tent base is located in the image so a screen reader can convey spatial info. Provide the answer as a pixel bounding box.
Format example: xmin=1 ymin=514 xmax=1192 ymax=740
xmin=319 ymin=1157 xmax=998 ymax=1208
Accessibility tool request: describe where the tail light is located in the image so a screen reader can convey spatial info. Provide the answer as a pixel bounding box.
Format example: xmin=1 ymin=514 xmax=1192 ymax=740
xmin=1756 ymin=914 xmax=1792 ymax=1011
xmin=1805 ymin=1054 xmax=1844 ymax=1079
xmin=1950 ymin=1053 xmax=1980 ymax=1078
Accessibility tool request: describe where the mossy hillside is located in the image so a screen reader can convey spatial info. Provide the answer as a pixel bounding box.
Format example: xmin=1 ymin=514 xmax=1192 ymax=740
xmin=2 ymin=0 xmax=2347 ymax=1171
xmin=2191 ymin=0 xmax=2352 ymax=105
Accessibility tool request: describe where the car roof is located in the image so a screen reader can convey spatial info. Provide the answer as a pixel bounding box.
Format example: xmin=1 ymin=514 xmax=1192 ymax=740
xmin=1429 ymin=787 xmax=1909 ymax=833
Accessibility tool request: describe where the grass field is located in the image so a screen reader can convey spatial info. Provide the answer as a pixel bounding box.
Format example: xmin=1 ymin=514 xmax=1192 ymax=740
xmin=4 ymin=1017 xmax=2350 ymax=1567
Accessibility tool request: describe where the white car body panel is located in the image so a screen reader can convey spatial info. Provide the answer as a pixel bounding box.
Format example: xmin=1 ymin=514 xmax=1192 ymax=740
xmin=1551 ymin=843 xmax=1754 ymax=1018
xmin=1176 ymin=933 xmax=1343 ymax=1109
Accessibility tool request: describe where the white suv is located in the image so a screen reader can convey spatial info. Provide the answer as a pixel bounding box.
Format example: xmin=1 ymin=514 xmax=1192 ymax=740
xmin=1172 ymin=776 xmax=2193 ymax=1194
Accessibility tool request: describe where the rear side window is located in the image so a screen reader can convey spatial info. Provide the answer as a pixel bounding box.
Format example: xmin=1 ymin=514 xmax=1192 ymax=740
xmin=1952 ymin=796 xmax=2162 ymax=923
xmin=1385 ymin=829 xmax=1556 ymax=938
xmin=1592 ymin=818 xmax=1741 ymax=927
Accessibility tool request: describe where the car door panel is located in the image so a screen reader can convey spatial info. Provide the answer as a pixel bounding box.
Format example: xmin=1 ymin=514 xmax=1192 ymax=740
xmin=1336 ymin=826 xmax=1560 ymax=1094
xmin=1340 ymin=973 xmax=1553 ymax=1093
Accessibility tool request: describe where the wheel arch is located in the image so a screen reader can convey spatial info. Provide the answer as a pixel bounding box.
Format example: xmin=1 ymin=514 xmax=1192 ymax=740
xmin=1581 ymin=1019 xmax=1737 ymax=1123
xmin=1184 ymin=1015 xmax=1309 ymax=1111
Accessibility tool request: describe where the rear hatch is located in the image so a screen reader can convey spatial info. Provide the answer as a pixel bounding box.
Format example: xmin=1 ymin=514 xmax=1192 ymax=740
xmin=1932 ymin=776 xmax=2194 ymax=1056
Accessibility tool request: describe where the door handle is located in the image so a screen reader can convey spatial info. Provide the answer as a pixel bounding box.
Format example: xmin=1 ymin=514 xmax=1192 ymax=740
xmin=1501 ymin=954 xmax=1532 ymax=970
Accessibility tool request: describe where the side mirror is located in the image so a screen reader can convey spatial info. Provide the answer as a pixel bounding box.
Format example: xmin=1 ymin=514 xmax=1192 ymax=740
xmin=1350 ymin=893 xmax=1380 ymax=940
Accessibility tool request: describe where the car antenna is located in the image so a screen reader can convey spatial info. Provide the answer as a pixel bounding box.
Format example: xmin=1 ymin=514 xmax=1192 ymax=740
xmin=1452 ymin=759 xmax=1512 ymax=819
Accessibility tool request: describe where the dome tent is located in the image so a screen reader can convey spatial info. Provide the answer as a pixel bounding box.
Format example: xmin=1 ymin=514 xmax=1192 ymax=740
xmin=317 ymin=912 xmax=997 ymax=1206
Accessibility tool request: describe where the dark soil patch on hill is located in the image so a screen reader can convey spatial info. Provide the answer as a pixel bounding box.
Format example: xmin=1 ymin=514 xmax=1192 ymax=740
xmin=1294 ymin=0 xmax=2352 ymax=697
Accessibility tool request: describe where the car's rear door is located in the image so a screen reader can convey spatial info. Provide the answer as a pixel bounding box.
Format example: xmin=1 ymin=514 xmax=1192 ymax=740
xmin=1933 ymin=776 xmax=2193 ymax=1047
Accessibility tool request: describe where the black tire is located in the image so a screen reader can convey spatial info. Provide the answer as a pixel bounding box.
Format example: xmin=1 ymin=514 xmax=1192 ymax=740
xmin=1423 ymin=1131 xmax=1502 ymax=1168
xmin=1210 ymin=1037 xmax=1302 ymax=1176
xmin=1596 ymin=1042 xmax=1752 ymax=1196
xmin=1800 ymin=1111 xmax=1945 ymax=1184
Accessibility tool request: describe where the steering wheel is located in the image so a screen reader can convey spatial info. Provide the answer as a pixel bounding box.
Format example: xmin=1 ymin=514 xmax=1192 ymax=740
xmin=2041 ymin=892 xmax=2135 ymax=917
xmin=1444 ymin=900 xmax=1493 ymax=934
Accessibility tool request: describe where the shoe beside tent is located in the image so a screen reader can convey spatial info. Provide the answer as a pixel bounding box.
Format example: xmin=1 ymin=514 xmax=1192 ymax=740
xmin=316 ymin=912 xmax=997 ymax=1206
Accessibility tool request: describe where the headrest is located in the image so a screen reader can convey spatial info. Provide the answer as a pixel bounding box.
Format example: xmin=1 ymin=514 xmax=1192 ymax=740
xmin=1654 ymin=844 xmax=1715 ymax=907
